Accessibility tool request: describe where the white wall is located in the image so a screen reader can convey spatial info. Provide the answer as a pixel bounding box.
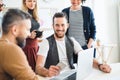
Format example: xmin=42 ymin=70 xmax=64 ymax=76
xmin=118 ymin=1 xmax=120 ymax=63
xmin=93 ymin=0 xmax=119 ymax=63
xmin=3 ymin=0 xmax=21 ymax=8
xmin=3 ymin=0 xmax=71 ymax=38
xmin=3 ymin=0 xmax=120 ymax=63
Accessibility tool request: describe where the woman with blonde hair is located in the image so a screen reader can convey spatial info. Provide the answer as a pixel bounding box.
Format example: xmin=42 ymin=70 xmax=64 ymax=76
xmin=22 ymin=0 xmax=42 ymax=72
xmin=22 ymin=0 xmax=39 ymax=21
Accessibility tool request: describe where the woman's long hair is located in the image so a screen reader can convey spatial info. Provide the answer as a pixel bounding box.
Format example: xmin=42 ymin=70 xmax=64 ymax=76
xmin=22 ymin=0 xmax=39 ymax=21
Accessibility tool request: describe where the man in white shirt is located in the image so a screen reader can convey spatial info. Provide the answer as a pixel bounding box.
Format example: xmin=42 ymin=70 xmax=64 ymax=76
xmin=36 ymin=12 xmax=111 ymax=77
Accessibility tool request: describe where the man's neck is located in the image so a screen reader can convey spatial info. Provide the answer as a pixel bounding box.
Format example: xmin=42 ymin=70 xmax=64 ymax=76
xmin=1 ymin=34 xmax=16 ymax=44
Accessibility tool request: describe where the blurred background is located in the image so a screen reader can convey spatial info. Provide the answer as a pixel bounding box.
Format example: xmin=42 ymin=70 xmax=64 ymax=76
xmin=2 ymin=0 xmax=120 ymax=63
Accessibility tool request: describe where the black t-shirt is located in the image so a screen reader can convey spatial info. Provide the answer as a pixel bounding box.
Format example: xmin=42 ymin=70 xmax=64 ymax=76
xmin=30 ymin=18 xmax=40 ymax=32
xmin=28 ymin=9 xmax=40 ymax=32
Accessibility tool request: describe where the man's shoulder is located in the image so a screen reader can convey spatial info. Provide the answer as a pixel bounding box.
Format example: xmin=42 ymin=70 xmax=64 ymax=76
xmin=0 ymin=41 xmax=19 ymax=48
xmin=0 ymin=42 xmax=26 ymax=63
xmin=2 ymin=42 xmax=24 ymax=55
xmin=46 ymin=34 xmax=54 ymax=39
xmin=68 ymin=37 xmax=79 ymax=46
xmin=46 ymin=34 xmax=55 ymax=43
xmin=39 ymin=38 xmax=49 ymax=46
xmin=8 ymin=43 xmax=22 ymax=50
xmin=67 ymin=36 xmax=74 ymax=42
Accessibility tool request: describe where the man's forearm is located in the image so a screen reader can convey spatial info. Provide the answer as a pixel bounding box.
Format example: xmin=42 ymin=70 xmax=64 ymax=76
xmin=35 ymin=66 xmax=49 ymax=77
xmin=93 ymin=59 xmax=100 ymax=69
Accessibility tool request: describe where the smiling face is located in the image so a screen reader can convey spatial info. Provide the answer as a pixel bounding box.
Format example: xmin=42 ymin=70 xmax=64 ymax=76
xmin=25 ymin=0 xmax=37 ymax=10
xmin=53 ymin=17 xmax=69 ymax=38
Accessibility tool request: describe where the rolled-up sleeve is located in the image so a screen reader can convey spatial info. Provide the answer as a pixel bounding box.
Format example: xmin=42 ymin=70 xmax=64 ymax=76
xmin=70 ymin=37 xmax=83 ymax=54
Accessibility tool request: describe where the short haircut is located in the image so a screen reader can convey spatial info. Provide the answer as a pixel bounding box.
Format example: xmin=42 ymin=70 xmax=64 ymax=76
xmin=52 ymin=12 xmax=68 ymax=24
xmin=2 ymin=8 xmax=31 ymax=34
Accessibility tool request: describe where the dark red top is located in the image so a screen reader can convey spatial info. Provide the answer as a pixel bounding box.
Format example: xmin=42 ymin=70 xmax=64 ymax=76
xmin=23 ymin=38 xmax=39 ymax=71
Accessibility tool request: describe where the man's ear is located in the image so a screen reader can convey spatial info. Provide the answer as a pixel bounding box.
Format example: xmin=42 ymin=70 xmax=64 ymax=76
xmin=67 ymin=23 xmax=69 ymax=28
xmin=11 ymin=25 xmax=18 ymax=36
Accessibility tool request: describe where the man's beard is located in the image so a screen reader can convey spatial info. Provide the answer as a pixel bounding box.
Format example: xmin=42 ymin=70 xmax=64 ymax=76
xmin=54 ymin=30 xmax=65 ymax=38
xmin=55 ymin=33 xmax=64 ymax=38
xmin=16 ymin=37 xmax=26 ymax=48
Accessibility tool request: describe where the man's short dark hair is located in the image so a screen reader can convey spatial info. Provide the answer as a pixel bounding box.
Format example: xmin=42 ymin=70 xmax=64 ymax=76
xmin=2 ymin=8 xmax=31 ymax=34
xmin=52 ymin=12 xmax=68 ymax=24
